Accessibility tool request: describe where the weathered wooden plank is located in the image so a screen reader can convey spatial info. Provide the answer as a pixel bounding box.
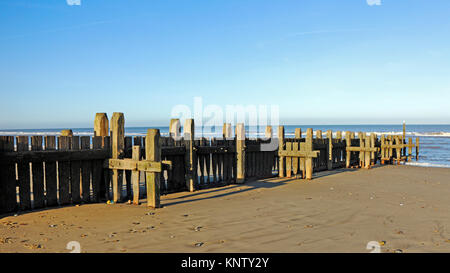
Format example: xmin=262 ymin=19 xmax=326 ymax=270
xmin=69 ymin=136 xmax=81 ymax=204
xmin=16 ymin=136 xmax=31 ymax=210
xmin=278 ymin=126 xmax=285 ymax=178
xmin=146 ymin=129 xmax=161 ymax=208
xmin=305 ymin=128 xmax=314 ymax=180
xmin=0 ymin=149 xmax=109 ymax=163
xmin=44 ymin=136 xmax=58 ymax=206
xmin=285 ymin=142 xmax=292 ymax=178
xmin=125 ymin=136 xmax=132 ymax=200
xmin=131 ymin=146 xmax=141 ymax=205
xmin=184 ymin=119 xmax=196 ymax=192
xmin=91 ymin=136 xmax=103 ymax=202
xmin=57 ymin=136 xmax=71 ymax=205
xmin=80 ymin=136 xmax=92 ymax=203
xmin=31 ymin=136 xmax=45 ymax=209
xmin=111 ymin=112 xmax=124 ymax=202
xmin=236 ymin=123 xmax=245 ymax=183
xmin=0 ymin=136 xmax=17 ymax=213
xmin=102 ymin=136 xmax=111 ymax=201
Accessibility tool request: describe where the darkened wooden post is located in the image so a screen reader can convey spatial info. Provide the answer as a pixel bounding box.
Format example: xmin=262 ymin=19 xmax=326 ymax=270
xmin=111 ymin=112 xmax=125 ymax=202
xmin=305 ymin=128 xmax=314 ymax=180
xmin=327 ymin=130 xmax=333 ymax=170
xmin=292 ymin=128 xmax=301 ymax=177
xmin=31 ymin=136 xmax=45 ymax=209
xmin=295 ymin=128 xmax=305 ymax=177
xmin=265 ymin=126 xmax=273 ymax=177
xmin=146 ymin=129 xmax=161 ymax=208
xmin=170 ymin=119 xmax=181 ymax=139
xmin=416 ymin=137 xmax=420 ymax=160
xmin=184 ymin=119 xmax=196 ymax=192
xmin=278 ymin=126 xmax=285 ymax=178
xmin=0 ymin=136 xmax=17 ymax=213
xmin=132 ymin=146 xmax=141 ymax=204
xmin=236 ymin=123 xmax=245 ymax=184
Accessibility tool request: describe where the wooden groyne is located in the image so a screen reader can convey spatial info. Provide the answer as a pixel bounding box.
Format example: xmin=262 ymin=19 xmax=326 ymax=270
xmin=0 ymin=113 xmax=419 ymax=213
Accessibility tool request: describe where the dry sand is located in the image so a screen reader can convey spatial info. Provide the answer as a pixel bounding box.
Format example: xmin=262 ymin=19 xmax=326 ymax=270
xmin=1 ymin=165 xmax=450 ymax=253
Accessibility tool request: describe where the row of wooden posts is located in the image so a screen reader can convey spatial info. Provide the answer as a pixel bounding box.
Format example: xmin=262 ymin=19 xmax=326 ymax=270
xmin=0 ymin=113 xmax=419 ymax=213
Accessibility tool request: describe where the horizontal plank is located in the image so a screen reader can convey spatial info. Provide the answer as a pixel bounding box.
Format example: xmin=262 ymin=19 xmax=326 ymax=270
xmin=346 ymin=147 xmax=379 ymax=152
xmin=0 ymin=149 xmax=109 ymax=163
xmin=278 ymin=150 xmax=319 ymax=158
xmin=105 ymin=159 xmax=162 ymax=172
xmin=196 ymin=146 xmax=236 ymax=154
xmin=381 ymin=144 xmax=417 ymax=149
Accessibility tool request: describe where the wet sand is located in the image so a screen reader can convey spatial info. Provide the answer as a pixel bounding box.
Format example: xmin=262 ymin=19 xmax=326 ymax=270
xmin=1 ymin=165 xmax=450 ymax=253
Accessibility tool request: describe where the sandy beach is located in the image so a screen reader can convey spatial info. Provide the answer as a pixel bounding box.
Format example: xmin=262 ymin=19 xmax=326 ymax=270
xmin=1 ymin=165 xmax=449 ymax=253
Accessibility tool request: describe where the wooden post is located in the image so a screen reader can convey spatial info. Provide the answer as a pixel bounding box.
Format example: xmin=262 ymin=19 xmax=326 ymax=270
xmin=316 ymin=130 xmax=322 ymax=139
xmin=60 ymin=129 xmax=73 ymax=137
xmin=395 ymin=136 xmax=401 ymax=164
xmin=236 ymin=123 xmax=245 ymax=183
xmin=370 ymin=133 xmax=376 ymax=165
xmin=408 ymin=138 xmax=413 ymax=162
xmin=184 ymin=119 xmax=196 ymax=192
xmin=380 ymin=135 xmax=386 ymax=164
xmin=364 ymin=134 xmax=371 ymax=169
xmin=146 ymin=129 xmax=161 ymax=208
xmin=265 ymin=126 xmax=273 ymax=139
xmin=295 ymin=128 xmax=302 ymax=139
xmin=170 ymin=119 xmax=181 ymax=139
xmin=416 ymin=137 xmax=420 ymax=161
xmin=345 ymin=131 xmax=351 ymax=168
xmin=403 ymin=121 xmax=406 ymax=157
xmin=94 ymin=113 xmax=109 ymax=138
xmin=132 ymin=146 xmax=141 ymax=205
xmin=111 ymin=112 xmax=125 ymax=203
xmin=278 ymin=126 xmax=285 ymax=178
xmin=305 ymin=128 xmax=313 ymax=180
xmin=336 ymin=131 xmax=342 ymax=140
xmin=327 ymin=130 xmax=333 ymax=170
xmin=293 ymin=128 xmax=302 ymax=177
xmin=223 ymin=123 xmax=232 ymax=139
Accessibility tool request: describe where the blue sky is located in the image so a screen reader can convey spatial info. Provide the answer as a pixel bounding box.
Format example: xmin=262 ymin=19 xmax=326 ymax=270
xmin=0 ymin=0 xmax=449 ymax=129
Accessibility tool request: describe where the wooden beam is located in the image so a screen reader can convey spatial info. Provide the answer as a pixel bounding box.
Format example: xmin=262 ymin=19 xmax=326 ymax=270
xmin=236 ymin=123 xmax=245 ymax=183
xmin=169 ymin=119 xmax=181 ymax=139
xmin=184 ymin=119 xmax=196 ymax=192
xmin=146 ymin=129 xmax=161 ymax=208
xmin=111 ymin=112 xmax=125 ymax=203
xmin=106 ymin=158 xmax=162 ymax=172
xmin=132 ymin=146 xmax=141 ymax=205
xmin=278 ymin=126 xmax=285 ymax=178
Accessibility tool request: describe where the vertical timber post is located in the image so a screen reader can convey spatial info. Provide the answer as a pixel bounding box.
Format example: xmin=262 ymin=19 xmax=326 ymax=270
xmin=278 ymin=126 xmax=285 ymax=178
xmin=370 ymin=133 xmax=376 ymax=165
xmin=416 ymin=138 xmax=420 ymax=161
xmin=169 ymin=119 xmax=181 ymax=140
xmin=223 ymin=123 xmax=232 ymax=139
xmin=111 ymin=112 xmax=124 ymax=203
xmin=184 ymin=119 xmax=196 ymax=192
xmin=305 ymin=128 xmax=313 ymax=180
xmin=94 ymin=113 xmax=109 ymax=138
xmin=345 ymin=131 xmax=351 ymax=168
xmin=146 ymin=129 xmax=161 ymax=208
xmin=236 ymin=123 xmax=245 ymax=184
xmin=327 ymin=130 xmax=333 ymax=170
xmin=132 ymin=146 xmax=140 ymax=205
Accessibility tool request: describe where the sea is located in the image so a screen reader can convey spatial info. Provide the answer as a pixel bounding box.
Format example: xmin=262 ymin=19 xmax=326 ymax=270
xmin=1 ymin=124 xmax=449 ymax=168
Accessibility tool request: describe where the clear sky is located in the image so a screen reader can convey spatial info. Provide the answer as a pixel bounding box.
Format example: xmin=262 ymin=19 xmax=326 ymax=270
xmin=1 ymin=0 xmax=449 ymax=129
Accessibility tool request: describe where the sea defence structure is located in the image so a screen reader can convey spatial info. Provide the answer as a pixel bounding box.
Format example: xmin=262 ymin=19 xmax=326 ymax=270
xmin=0 ymin=113 xmax=419 ymax=213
